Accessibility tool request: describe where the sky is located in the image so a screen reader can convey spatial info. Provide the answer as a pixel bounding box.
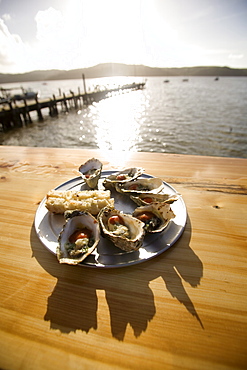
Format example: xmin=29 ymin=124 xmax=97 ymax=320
xmin=0 ymin=0 xmax=247 ymax=74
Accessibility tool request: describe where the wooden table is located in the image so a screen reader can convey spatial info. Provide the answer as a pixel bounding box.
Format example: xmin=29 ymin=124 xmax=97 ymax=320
xmin=0 ymin=146 xmax=246 ymax=369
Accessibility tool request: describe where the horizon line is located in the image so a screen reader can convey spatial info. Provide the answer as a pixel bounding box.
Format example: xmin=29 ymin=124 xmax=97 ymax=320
xmin=1 ymin=63 xmax=247 ymax=76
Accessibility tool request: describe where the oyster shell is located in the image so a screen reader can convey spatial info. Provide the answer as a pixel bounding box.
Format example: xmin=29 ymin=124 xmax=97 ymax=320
xmin=57 ymin=210 xmax=100 ymax=264
xmin=79 ymin=158 xmax=103 ymax=189
xmin=130 ymin=192 xmax=180 ymax=206
xmin=105 ymin=167 xmax=144 ymax=184
xmin=98 ymin=206 xmax=145 ymax=252
xmin=132 ymin=202 xmax=175 ymax=233
xmin=115 ymin=177 xmax=164 ymax=195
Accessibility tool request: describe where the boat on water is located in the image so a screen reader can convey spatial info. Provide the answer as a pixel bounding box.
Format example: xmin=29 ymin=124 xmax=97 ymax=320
xmin=0 ymin=86 xmax=38 ymax=102
xmin=12 ymin=87 xmax=38 ymax=101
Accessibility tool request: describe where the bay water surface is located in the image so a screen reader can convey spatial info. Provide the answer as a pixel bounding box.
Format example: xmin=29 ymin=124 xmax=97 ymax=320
xmin=0 ymin=76 xmax=246 ymax=158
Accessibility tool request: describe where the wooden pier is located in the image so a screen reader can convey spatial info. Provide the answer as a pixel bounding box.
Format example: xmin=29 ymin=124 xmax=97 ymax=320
xmin=0 ymin=81 xmax=145 ymax=131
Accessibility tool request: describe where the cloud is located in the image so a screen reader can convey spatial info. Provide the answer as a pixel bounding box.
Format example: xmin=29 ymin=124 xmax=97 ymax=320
xmin=31 ymin=1 xmax=146 ymax=70
xmin=0 ymin=7 xmax=81 ymax=73
xmin=0 ymin=18 xmax=30 ymax=72
xmin=35 ymin=7 xmax=64 ymax=42
xmin=2 ymin=13 xmax=11 ymax=22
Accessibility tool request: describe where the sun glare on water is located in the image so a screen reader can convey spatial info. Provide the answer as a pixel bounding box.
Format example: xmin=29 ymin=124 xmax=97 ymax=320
xmin=89 ymin=89 xmax=145 ymax=167
xmin=95 ymin=96 xmax=140 ymax=151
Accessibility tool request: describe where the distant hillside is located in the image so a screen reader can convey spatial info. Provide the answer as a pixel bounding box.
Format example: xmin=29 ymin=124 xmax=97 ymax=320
xmin=0 ymin=63 xmax=247 ymax=83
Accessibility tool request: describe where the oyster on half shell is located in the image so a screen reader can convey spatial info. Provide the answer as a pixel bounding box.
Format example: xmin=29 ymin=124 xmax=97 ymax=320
xmin=132 ymin=202 xmax=175 ymax=233
xmin=130 ymin=192 xmax=180 ymax=207
xmin=105 ymin=167 xmax=144 ymax=184
xmin=57 ymin=210 xmax=100 ymax=265
xmin=98 ymin=206 xmax=145 ymax=252
xmin=79 ymin=158 xmax=103 ymax=189
xmin=115 ymin=177 xmax=164 ymax=195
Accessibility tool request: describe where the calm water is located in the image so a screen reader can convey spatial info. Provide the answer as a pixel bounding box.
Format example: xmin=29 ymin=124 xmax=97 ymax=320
xmin=1 ymin=76 xmax=247 ymax=158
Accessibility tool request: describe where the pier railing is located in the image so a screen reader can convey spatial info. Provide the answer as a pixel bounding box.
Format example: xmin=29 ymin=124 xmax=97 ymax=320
xmin=0 ymin=81 xmax=145 ymax=131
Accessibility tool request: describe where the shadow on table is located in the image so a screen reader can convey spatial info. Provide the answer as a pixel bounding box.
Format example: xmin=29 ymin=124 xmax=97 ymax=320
xmin=30 ymin=215 xmax=203 ymax=340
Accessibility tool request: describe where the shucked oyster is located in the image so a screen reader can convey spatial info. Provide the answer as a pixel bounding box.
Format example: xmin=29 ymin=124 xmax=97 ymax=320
xmin=132 ymin=202 xmax=175 ymax=233
xmin=98 ymin=206 xmax=145 ymax=252
xmin=105 ymin=167 xmax=144 ymax=184
xmin=79 ymin=158 xmax=103 ymax=189
xmin=115 ymin=177 xmax=164 ymax=195
xmin=130 ymin=192 xmax=180 ymax=207
xmin=57 ymin=210 xmax=100 ymax=264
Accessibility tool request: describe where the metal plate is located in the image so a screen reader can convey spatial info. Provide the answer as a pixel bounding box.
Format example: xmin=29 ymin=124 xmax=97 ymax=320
xmin=34 ymin=171 xmax=187 ymax=268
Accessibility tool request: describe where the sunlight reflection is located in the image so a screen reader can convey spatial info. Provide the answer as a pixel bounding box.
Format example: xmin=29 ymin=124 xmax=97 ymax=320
xmin=92 ymin=91 xmax=144 ymax=166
